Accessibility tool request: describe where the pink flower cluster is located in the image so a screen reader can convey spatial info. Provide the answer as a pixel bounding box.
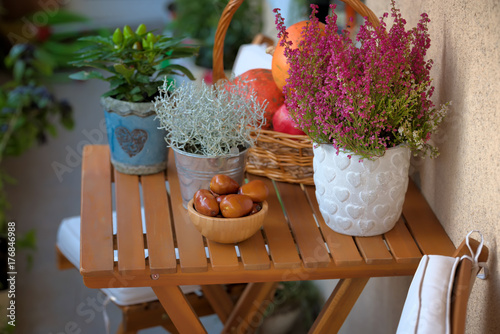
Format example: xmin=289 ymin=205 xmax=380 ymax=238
xmin=274 ymin=0 xmax=448 ymax=159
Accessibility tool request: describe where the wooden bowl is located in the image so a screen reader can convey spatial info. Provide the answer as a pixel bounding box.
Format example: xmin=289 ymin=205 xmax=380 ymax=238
xmin=187 ymin=199 xmax=268 ymax=244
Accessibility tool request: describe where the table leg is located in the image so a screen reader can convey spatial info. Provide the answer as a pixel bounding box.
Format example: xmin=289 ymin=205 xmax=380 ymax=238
xmin=152 ymin=285 xmax=207 ymax=333
xmin=308 ymin=277 xmax=370 ymax=334
xmin=201 ymin=284 xmax=235 ymax=323
xmin=222 ymin=282 xmax=279 ymax=334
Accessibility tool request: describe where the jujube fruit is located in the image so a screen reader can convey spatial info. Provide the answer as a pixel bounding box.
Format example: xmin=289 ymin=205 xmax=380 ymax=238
xmin=220 ymin=194 xmax=253 ymax=218
xmin=250 ymin=202 xmax=263 ymax=215
xmin=193 ymin=189 xmax=219 ymax=217
xmin=210 ymin=174 xmax=240 ymax=195
xmin=238 ymin=180 xmax=269 ymax=202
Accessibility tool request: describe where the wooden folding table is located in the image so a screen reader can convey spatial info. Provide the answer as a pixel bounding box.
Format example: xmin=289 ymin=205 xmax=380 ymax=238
xmin=79 ymin=145 xmax=456 ymax=333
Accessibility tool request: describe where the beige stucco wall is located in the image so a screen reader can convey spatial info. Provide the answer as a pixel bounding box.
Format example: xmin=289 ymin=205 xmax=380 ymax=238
xmin=365 ymin=0 xmax=499 ymax=333
xmin=263 ymin=0 xmax=498 ymax=332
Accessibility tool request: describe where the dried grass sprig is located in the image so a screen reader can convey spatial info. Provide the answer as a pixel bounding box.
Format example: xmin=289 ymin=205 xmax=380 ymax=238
xmin=153 ymin=79 xmax=267 ymax=156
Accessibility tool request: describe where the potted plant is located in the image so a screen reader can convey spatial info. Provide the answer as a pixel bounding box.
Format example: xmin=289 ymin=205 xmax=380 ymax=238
xmin=273 ymin=0 xmax=450 ymax=236
xmin=259 ymin=281 xmax=323 ymax=334
xmin=69 ymin=24 xmax=199 ymax=175
xmin=153 ymin=78 xmax=266 ymax=208
xmin=0 ymin=41 xmax=69 ymax=298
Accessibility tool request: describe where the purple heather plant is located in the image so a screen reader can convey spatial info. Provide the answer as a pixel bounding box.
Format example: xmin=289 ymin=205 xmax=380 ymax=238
xmin=274 ymin=0 xmax=448 ymax=160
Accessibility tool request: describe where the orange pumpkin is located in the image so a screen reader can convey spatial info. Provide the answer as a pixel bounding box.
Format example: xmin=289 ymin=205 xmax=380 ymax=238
xmin=272 ymin=20 xmax=326 ymax=91
xmin=234 ymin=68 xmax=284 ymax=130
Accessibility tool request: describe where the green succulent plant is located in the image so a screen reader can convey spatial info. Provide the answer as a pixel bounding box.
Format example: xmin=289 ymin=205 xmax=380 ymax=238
xmin=69 ymin=23 xmax=200 ymax=102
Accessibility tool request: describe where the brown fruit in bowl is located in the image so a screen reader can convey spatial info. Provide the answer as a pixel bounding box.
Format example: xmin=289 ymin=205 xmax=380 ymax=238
xmin=238 ymin=180 xmax=269 ymax=202
xmin=250 ymin=202 xmax=263 ymax=215
xmin=220 ymin=194 xmax=253 ymax=218
xmin=193 ymin=189 xmax=219 ymax=217
xmin=216 ymin=194 xmax=235 ymax=204
xmin=210 ymin=174 xmax=240 ymax=195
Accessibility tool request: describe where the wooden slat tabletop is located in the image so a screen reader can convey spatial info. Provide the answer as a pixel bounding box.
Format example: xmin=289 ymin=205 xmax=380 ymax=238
xmin=141 ymin=172 xmax=177 ymax=274
xmin=248 ymin=175 xmax=302 ymax=269
xmin=80 ymin=145 xmax=456 ymax=288
xmin=167 ymin=156 xmax=208 ymax=273
xmin=80 ymin=145 xmax=114 ymax=276
xmin=275 ymin=182 xmax=331 ymax=268
xmin=114 ymin=170 xmax=145 ymax=275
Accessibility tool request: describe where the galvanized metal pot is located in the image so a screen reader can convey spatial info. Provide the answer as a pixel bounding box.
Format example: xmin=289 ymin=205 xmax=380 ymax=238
xmin=172 ymin=146 xmax=249 ymax=209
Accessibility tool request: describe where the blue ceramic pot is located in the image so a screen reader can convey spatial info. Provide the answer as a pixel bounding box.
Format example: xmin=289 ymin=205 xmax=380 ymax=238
xmin=101 ymin=97 xmax=168 ymax=175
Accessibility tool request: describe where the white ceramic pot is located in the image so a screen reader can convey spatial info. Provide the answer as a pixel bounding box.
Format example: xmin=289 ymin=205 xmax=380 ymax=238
xmin=313 ymin=144 xmax=411 ymax=236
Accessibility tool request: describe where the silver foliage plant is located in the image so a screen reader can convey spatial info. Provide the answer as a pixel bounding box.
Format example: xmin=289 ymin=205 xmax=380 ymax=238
xmin=153 ymin=79 xmax=267 ymax=156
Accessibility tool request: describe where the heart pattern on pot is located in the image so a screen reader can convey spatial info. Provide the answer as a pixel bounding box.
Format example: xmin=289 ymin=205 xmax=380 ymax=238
xmin=360 ymin=191 xmax=378 ymax=205
xmin=384 ymin=215 xmax=397 ymax=229
xmin=335 ymin=217 xmax=353 ymax=231
xmin=313 ymin=144 xmax=411 ymax=236
xmin=324 ymin=167 xmax=336 ymax=182
xmin=346 ymin=204 xmax=364 ymax=219
xmin=115 ymin=126 xmax=148 ymax=157
xmin=374 ymin=204 xmax=390 ymax=219
xmin=346 ymin=172 xmax=362 ymax=188
xmin=376 ymin=172 xmax=391 ymax=186
xmin=391 ymin=153 xmax=404 ymax=167
xmin=359 ymin=220 xmax=375 ymax=234
xmin=390 ymin=186 xmax=404 ymax=201
xmin=316 ymin=185 xmax=325 ymax=196
xmin=314 ymin=147 xmax=326 ymax=163
xmin=324 ymin=199 xmax=338 ymax=215
xmin=362 ymin=158 xmax=380 ymax=172
xmin=334 ymin=188 xmax=350 ymax=202
xmin=320 ymin=209 xmax=331 ymax=225
xmin=335 ymin=155 xmax=351 ymax=170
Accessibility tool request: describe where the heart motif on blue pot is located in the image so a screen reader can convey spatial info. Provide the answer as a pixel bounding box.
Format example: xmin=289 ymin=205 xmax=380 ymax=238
xmin=115 ymin=126 xmax=148 ymax=157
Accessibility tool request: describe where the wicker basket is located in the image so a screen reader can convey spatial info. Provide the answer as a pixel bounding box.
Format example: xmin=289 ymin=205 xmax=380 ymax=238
xmin=212 ymin=0 xmax=380 ymax=185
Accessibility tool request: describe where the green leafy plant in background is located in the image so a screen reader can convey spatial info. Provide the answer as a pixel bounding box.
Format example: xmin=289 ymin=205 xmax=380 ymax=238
xmin=1 ymin=44 xmax=74 ymax=155
xmin=0 ymin=41 xmax=75 ymax=267
xmin=69 ymin=23 xmax=199 ymax=102
xmin=33 ymin=9 xmax=98 ymax=70
xmin=168 ymin=0 xmax=262 ymax=69
xmin=261 ymin=281 xmax=323 ymax=332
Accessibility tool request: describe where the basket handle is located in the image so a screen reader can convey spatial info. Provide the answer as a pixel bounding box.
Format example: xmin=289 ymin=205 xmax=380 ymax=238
xmin=212 ymin=0 xmax=244 ymax=83
xmin=340 ymin=0 xmax=380 ymax=29
xmin=212 ymin=0 xmax=380 ymax=84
